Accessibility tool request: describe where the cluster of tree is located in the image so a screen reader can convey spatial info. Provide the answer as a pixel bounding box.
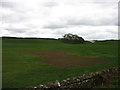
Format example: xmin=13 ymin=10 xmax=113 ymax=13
xmin=61 ymin=33 xmax=84 ymax=44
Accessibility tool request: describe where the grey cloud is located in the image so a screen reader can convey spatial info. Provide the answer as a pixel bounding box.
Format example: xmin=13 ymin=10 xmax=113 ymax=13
xmin=24 ymin=31 xmax=38 ymax=36
xmin=2 ymin=14 xmax=26 ymax=23
xmin=67 ymin=17 xmax=117 ymax=26
xmin=6 ymin=28 xmax=28 ymax=33
xmin=85 ymin=33 xmax=108 ymax=40
xmin=93 ymin=0 xmax=119 ymax=3
xmin=43 ymin=24 xmax=67 ymax=29
xmin=43 ymin=1 xmax=58 ymax=7
xmin=0 ymin=0 xmax=118 ymax=40
xmin=0 ymin=1 xmax=15 ymax=8
xmin=85 ymin=29 xmax=118 ymax=40
xmin=119 ymin=2 xmax=120 ymax=26
xmin=43 ymin=8 xmax=117 ymax=30
xmin=105 ymin=29 xmax=118 ymax=34
xmin=44 ymin=16 xmax=117 ymax=30
xmin=1 ymin=2 xmax=26 ymax=23
xmin=67 ymin=18 xmax=94 ymax=26
xmin=52 ymin=30 xmax=67 ymax=36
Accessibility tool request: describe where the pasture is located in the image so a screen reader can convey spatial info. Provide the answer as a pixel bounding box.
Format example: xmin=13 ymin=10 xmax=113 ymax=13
xmin=2 ymin=38 xmax=119 ymax=88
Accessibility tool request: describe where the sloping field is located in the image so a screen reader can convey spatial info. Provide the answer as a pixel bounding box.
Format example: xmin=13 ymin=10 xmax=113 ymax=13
xmin=2 ymin=38 xmax=119 ymax=88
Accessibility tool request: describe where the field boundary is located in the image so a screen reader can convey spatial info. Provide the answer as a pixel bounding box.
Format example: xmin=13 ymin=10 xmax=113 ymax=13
xmin=32 ymin=66 xmax=119 ymax=89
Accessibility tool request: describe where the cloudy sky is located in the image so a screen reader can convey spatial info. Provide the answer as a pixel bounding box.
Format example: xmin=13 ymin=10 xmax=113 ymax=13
xmin=0 ymin=0 xmax=119 ymax=40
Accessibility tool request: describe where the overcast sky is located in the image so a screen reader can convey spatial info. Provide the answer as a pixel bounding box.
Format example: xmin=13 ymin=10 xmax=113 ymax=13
xmin=0 ymin=0 xmax=119 ymax=40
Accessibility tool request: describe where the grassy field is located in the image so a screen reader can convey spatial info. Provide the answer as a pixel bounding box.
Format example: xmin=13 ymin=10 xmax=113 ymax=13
xmin=2 ymin=38 xmax=119 ymax=88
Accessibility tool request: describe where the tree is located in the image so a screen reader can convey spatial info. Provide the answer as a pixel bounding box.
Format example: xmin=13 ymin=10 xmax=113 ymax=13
xmin=62 ymin=33 xmax=84 ymax=44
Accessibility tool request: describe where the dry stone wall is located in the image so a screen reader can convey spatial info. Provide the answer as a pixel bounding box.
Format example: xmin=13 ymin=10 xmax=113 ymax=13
xmin=32 ymin=66 xmax=119 ymax=89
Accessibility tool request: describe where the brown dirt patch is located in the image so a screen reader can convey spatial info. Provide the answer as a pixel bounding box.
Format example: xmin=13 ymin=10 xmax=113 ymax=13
xmin=21 ymin=50 xmax=107 ymax=67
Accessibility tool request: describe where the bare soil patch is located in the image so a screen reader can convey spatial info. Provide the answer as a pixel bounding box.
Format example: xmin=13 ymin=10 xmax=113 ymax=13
xmin=21 ymin=50 xmax=107 ymax=67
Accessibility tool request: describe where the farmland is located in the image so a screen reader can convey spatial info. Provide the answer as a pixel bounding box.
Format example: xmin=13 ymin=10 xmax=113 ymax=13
xmin=2 ymin=38 xmax=119 ymax=88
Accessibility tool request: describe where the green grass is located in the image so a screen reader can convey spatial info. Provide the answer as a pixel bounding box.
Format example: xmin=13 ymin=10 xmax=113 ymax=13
xmin=2 ymin=39 xmax=119 ymax=88
xmin=97 ymin=78 xmax=120 ymax=88
xmin=111 ymin=79 xmax=120 ymax=85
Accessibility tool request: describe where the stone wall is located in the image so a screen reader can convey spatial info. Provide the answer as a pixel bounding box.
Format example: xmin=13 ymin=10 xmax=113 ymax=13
xmin=32 ymin=66 xmax=119 ymax=89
